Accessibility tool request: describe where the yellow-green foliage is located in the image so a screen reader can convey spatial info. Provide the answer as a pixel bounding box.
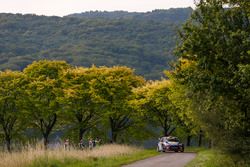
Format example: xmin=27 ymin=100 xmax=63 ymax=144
xmin=0 ymin=70 xmax=27 ymax=151
xmin=132 ymin=80 xmax=178 ymax=136
xmin=0 ymin=60 xmax=148 ymax=151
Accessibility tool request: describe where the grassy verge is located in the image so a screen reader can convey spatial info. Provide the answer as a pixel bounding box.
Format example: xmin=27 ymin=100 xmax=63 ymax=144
xmin=185 ymin=149 xmax=250 ymax=167
xmin=185 ymin=147 xmax=207 ymax=153
xmin=30 ymin=149 xmax=158 ymax=167
xmin=0 ymin=144 xmax=159 ymax=167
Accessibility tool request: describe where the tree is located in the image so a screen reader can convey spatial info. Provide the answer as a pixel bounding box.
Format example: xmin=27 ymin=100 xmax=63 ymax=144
xmin=174 ymin=0 xmax=250 ymax=155
xmin=166 ymin=69 xmax=200 ymax=146
xmin=61 ymin=66 xmax=103 ymax=141
xmin=0 ymin=70 xmax=26 ymax=152
xmin=23 ymin=60 xmax=70 ymax=148
xmin=90 ymin=66 xmax=144 ymax=142
xmin=133 ymin=80 xmax=179 ymax=136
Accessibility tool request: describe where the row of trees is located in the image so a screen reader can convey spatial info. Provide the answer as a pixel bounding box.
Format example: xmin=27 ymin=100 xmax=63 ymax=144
xmin=1 ymin=60 xmax=193 ymax=152
xmin=170 ymin=0 xmax=250 ymax=160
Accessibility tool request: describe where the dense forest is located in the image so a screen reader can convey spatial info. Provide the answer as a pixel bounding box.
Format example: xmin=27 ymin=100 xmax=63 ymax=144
xmin=0 ymin=8 xmax=192 ymax=79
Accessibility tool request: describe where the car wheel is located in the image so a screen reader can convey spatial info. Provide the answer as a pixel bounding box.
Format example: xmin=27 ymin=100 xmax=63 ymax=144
xmin=157 ymin=146 xmax=160 ymax=152
xmin=181 ymin=146 xmax=184 ymax=152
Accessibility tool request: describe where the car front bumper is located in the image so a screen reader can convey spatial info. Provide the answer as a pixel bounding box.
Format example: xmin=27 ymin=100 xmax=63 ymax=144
xmin=165 ymin=145 xmax=183 ymax=151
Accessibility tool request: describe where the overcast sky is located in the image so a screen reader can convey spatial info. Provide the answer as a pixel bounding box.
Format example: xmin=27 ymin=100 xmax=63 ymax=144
xmin=0 ymin=0 xmax=195 ymax=16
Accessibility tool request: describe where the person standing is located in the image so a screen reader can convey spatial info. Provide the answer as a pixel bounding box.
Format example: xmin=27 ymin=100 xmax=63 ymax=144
xmin=64 ymin=139 xmax=70 ymax=150
xmin=79 ymin=138 xmax=84 ymax=149
xmin=88 ymin=138 xmax=93 ymax=150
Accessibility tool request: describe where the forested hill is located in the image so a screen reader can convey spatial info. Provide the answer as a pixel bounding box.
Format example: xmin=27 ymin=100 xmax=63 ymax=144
xmin=0 ymin=8 xmax=192 ymax=79
xmin=68 ymin=8 xmax=192 ymax=23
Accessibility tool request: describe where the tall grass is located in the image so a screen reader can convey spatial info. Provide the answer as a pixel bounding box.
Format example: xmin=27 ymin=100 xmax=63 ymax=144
xmin=0 ymin=144 xmax=140 ymax=167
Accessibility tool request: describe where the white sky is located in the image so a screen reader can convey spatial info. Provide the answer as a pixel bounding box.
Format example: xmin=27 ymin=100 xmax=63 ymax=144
xmin=0 ymin=0 xmax=195 ymax=17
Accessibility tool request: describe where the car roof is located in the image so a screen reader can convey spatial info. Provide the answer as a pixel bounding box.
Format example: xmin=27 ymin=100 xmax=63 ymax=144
xmin=161 ymin=136 xmax=178 ymax=140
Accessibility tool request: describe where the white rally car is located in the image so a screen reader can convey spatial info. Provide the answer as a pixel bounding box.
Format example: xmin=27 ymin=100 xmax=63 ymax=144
xmin=157 ymin=136 xmax=184 ymax=152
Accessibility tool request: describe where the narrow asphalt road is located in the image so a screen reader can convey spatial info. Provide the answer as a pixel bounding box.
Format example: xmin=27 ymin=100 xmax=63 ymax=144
xmin=122 ymin=152 xmax=196 ymax=167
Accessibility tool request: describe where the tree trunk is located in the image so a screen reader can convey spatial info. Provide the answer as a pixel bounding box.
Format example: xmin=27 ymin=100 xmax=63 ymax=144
xmin=43 ymin=134 xmax=49 ymax=149
xmin=79 ymin=128 xmax=85 ymax=141
xmin=208 ymin=139 xmax=212 ymax=148
xmin=164 ymin=128 xmax=169 ymax=136
xmin=243 ymin=105 xmax=250 ymax=137
xmin=198 ymin=130 xmax=203 ymax=147
xmin=41 ymin=114 xmax=57 ymax=149
xmin=111 ymin=131 xmax=118 ymax=143
xmin=163 ymin=126 xmax=175 ymax=136
xmin=5 ymin=136 xmax=11 ymax=152
xmin=186 ymin=135 xmax=192 ymax=146
xmin=110 ymin=117 xmax=118 ymax=143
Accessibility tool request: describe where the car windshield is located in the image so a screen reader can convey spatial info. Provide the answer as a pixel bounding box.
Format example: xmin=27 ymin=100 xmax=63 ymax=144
xmin=167 ymin=138 xmax=179 ymax=142
xmin=161 ymin=137 xmax=179 ymax=142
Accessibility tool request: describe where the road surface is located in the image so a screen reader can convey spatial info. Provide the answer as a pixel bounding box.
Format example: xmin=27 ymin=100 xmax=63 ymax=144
xmin=123 ymin=152 xmax=196 ymax=167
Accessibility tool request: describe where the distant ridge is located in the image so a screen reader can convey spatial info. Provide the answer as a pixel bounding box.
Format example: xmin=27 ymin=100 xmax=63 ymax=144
xmin=67 ymin=8 xmax=193 ymax=23
xmin=0 ymin=8 xmax=192 ymax=79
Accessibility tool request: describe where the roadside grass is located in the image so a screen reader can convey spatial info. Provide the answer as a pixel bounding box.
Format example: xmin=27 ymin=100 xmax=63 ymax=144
xmin=185 ymin=147 xmax=207 ymax=153
xmin=30 ymin=149 xmax=158 ymax=167
xmin=185 ymin=149 xmax=250 ymax=167
xmin=0 ymin=144 xmax=159 ymax=167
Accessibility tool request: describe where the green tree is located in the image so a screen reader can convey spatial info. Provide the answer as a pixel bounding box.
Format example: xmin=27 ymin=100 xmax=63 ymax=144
xmin=166 ymin=68 xmax=200 ymax=146
xmin=133 ymin=80 xmax=178 ymax=136
xmin=175 ymin=0 xmax=250 ymax=155
xmin=90 ymin=66 xmax=144 ymax=142
xmin=0 ymin=70 xmax=26 ymax=152
xmin=61 ymin=66 xmax=103 ymax=141
xmin=23 ymin=60 xmax=70 ymax=148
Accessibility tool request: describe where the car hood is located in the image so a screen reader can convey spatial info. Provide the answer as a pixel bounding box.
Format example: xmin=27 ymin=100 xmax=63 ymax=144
xmin=165 ymin=142 xmax=179 ymax=145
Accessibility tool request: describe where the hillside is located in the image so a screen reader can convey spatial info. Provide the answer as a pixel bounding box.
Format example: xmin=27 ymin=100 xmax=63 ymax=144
xmin=68 ymin=8 xmax=192 ymax=23
xmin=0 ymin=8 xmax=192 ymax=79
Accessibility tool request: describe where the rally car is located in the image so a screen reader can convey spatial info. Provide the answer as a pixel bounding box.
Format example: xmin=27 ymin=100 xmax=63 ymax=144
xmin=157 ymin=136 xmax=184 ymax=152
